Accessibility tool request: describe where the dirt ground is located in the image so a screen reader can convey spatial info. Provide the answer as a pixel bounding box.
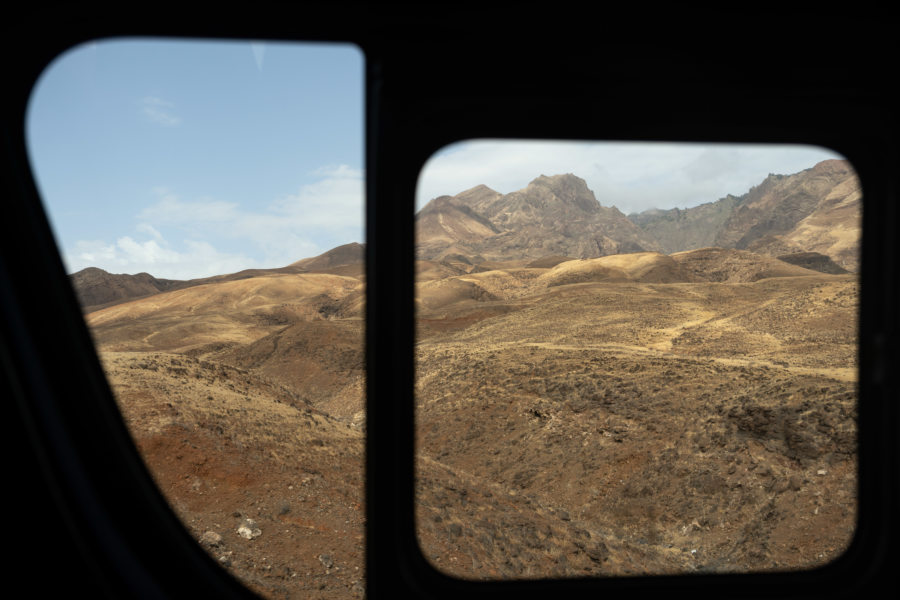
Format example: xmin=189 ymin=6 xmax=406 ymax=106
xmin=413 ymin=271 xmax=857 ymax=579
xmin=90 ymin=257 xmax=857 ymax=597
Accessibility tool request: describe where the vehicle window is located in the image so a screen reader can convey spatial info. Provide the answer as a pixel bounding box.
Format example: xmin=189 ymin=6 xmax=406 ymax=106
xmin=26 ymin=38 xmax=366 ymax=599
xmin=414 ymin=139 xmax=859 ymax=578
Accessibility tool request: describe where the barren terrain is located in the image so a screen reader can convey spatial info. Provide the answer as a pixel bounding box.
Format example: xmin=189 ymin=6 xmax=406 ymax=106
xmin=89 ymin=271 xmax=366 ymax=599
xmin=413 ymin=257 xmax=857 ymax=579
xmin=83 ymin=249 xmax=858 ymax=597
xmin=76 ymin=164 xmax=860 ymax=597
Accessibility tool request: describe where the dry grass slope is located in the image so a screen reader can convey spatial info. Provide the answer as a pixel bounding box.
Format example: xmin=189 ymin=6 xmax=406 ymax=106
xmin=414 ymin=261 xmax=857 ymax=579
xmin=81 ymin=238 xmax=857 ymax=595
xmin=86 ymin=269 xmax=367 ymax=599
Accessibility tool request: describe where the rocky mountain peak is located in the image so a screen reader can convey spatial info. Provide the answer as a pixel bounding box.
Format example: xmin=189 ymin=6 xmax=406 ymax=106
xmin=627 ymin=159 xmax=860 ymax=271
xmin=417 ymin=195 xmax=459 ymax=215
xmin=811 ymin=158 xmax=853 ymax=177
xmin=451 ymin=184 xmax=503 ymax=208
xmin=415 ymin=173 xmax=659 ymax=261
xmin=525 ymin=173 xmax=600 ymax=213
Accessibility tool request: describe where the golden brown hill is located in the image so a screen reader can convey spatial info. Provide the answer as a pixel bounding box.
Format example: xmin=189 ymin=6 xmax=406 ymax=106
xmin=87 ymin=273 xmax=362 ymax=355
xmin=414 ymin=248 xmax=831 ymax=318
xmin=538 ymin=252 xmax=692 ymax=286
xmin=416 ymin=277 xmax=499 ymax=312
xmin=290 ymin=242 xmax=365 ymax=272
xmin=525 ymin=255 xmax=576 ymax=268
xmin=415 ymin=270 xmax=858 ymax=578
xmin=71 ymin=242 xmax=365 ymax=313
xmin=537 ymin=259 xmax=630 ymax=287
xmin=670 ymin=247 xmax=823 ymax=283
xmin=415 ymin=259 xmax=470 ymax=282
xmin=81 ymin=256 xmax=369 ymax=598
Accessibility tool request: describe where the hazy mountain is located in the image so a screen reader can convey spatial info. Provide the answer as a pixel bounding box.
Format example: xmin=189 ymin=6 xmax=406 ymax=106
xmin=416 ymin=173 xmax=661 ymax=262
xmin=627 ymin=195 xmax=740 ymax=254
xmin=742 ymin=161 xmax=861 ymax=272
xmin=629 ymin=159 xmax=861 ymax=271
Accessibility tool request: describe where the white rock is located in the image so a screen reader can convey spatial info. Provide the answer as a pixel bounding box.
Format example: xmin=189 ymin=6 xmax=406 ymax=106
xmin=237 ymin=518 xmax=262 ymax=539
xmin=200 ymin=531 xmax=223 ymax=547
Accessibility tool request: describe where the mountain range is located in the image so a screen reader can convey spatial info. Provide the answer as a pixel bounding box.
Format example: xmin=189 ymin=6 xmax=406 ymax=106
xmin=416 ymin=158 xmax=859 ymax=272
xmin=71 ymin=159 xmax=858 ymax=313
xmin=70 ymin=160 xmax=862 ymax=312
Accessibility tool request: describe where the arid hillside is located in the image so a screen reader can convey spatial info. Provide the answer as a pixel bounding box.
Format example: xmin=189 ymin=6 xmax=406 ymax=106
xmin=70 ymin=266 xmax=187 ymax=313
xmin=85 ymin=267 xmax=366 ymax=599
xmin=100 ymin=350 xmax=365 ymax=599
xmin=414 ymin=254 xmax=857 ymax=579
xmin=80 ymin=245 xmax=857 ymax=595
xmin=627 ymin=159 xmax=861 ymax=272
xmin=74 ymin=161 xmax=860 ymax=597
xmin=70 ymin=243 xmax=363 ymax=314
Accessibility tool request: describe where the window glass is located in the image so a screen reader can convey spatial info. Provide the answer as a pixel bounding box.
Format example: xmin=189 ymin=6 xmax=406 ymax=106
xmin=26 ymin=38 xmax=366 ymax=599
xmin=414 ymin=140 xmax=859 ymax=578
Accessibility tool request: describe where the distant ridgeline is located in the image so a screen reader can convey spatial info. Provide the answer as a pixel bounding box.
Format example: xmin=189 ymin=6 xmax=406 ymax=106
xmin=69 ymin=242 xmax=364 ymax=313
xmin=70 ymin=160 xmax=859 ymax=313
xmin=415 ymin=159 xmax=860 ymax=273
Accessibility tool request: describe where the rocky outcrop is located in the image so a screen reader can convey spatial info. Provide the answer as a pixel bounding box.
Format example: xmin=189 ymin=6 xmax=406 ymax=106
xmin=416 ymin=174 xmax=660 ymax=262
xmin=629 ymin=159 xmax=861 ymax=271
xmin=628 ymin=195 xmax=739 ymax=254
xmin=70 ymin=267 xmax=185 ymax=312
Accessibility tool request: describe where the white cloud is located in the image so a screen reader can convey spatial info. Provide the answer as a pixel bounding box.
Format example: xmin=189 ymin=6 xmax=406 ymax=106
xmin=114 ymin=236 xmax=185 ymax=267
xmin=250 ymin=43 xmax=266 ymax=71
xmin=64 ymin=165 xmax=364 ymax=278
xmin=138 ymin=193 xmax=239 ymax=225
xmin=140 ymin=96 xmax=181 ymax=127
xmin=70 ymin=239 xmax=117 ymax=265
xmin=271 ymin=165 xmax=364 ymax=224
xmin=136 ymin=222 xmax=163 ymax=241
xmin=66 ymin=234 xmax=258 ymax=280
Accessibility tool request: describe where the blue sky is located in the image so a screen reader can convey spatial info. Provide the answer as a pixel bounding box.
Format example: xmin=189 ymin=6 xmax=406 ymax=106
xmin=26 ymin=38 xmax=846 ymax=280
xmin=27 ymin=38 xmax=364 ymax=279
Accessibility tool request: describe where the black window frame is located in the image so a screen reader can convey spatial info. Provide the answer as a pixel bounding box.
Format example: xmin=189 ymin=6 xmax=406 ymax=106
xmin=2 ymin=4 xmax=897 ymax=599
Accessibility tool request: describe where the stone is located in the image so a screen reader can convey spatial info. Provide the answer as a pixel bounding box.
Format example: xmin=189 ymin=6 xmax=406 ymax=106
xmin=200 ymin=531 xmax=223 ymax=547
xmin=237 ymin=518 xmax=262 ymax=540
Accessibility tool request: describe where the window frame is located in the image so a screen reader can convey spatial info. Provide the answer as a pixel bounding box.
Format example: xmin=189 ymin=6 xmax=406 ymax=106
xmin=2 ymin=5 xmax=897 ymax=599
